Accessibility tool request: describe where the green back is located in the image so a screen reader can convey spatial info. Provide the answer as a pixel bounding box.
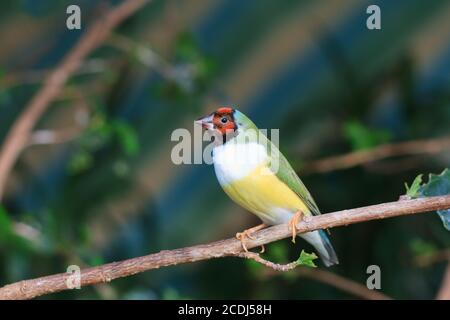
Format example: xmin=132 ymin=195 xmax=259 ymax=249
xmin=234 ymin=110 xmax=321 ymax=215
xmin=266 ymin=136 xmax=322 ymax=216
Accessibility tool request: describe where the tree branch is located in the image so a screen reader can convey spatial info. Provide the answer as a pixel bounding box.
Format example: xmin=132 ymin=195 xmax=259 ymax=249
xmin=436 ymin=263 xmax=450 ymax=300
xmin=27 ymin=128 xmax=82 ymax=146
xmin=2 ymin=59 xmax=108 ymax=88
xmin=0 ymin=195 xmax=449 ymax=300
xmin=296 ymin=268 xmax=391 ymax=300
xmin=0 ymin=0 xmax=150 ymax=200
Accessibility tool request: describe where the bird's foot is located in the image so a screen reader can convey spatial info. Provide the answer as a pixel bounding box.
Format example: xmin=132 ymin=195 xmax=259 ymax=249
xmin=236 ymin=223 xmax=267 ymax=252
xmin=259 ymin=244 xmax=265 ymax=254
xmin=288 ymin=211 xmax=303 ymax=243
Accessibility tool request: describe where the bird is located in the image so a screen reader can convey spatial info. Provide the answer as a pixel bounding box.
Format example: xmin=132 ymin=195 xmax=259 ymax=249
xmin=195 ymin=107 xmax=338 ymax=267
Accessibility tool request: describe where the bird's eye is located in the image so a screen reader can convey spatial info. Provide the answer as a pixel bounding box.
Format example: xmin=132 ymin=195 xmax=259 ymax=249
xmin=221 ymin=117 xmax=228 ymax=124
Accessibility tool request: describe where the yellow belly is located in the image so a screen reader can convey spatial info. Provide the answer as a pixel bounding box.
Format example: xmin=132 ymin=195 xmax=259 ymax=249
xmin=222 ymin=164 xmax=310 ymax=223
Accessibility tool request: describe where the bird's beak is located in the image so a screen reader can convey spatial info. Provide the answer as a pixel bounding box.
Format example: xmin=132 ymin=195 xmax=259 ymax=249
xmin=195 ymin=113 xmax=215 ymax=130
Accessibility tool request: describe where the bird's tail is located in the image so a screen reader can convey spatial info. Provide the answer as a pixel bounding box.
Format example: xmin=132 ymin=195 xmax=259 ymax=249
xmin=299 ymin=230 xmax=339 ymax=267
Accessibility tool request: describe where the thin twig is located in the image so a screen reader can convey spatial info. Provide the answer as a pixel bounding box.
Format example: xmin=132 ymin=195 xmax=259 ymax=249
xmin=429 ymin=251 xmax=450 ymax=300
xmin=302 ymin=136 xmax=450 ymax=174
xmin=1 ymin=59 xmax=109 ymax=88
xmin=415 ymin=249 xmax=450 ymax=267
xmin=27 ymin=128 xmax=82 ymax=146
xmin=0 ymin=0 xmax=150 ymax=200
xmin=107 ymin=33 xmax=197 ymax=91
xmin=436 ymin=263 xmax=450 ymax=300
xmin=12 ymin=222 xmax=41 ymax=243
xmin=296 ymin=268 xmax=391 ymax=300
xmin=238 ymin=252 xmax=299 ymax=272
xmin=0 ymin=195 xmax=449 ymax=300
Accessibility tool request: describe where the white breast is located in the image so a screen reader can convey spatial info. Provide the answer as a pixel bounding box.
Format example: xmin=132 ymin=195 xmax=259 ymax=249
xmin=213 ymin=141 xmax=268 ymax=185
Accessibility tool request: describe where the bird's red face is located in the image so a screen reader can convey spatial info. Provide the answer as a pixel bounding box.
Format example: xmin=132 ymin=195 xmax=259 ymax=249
xmin=195 ymin=107 xmax=237 ymax=136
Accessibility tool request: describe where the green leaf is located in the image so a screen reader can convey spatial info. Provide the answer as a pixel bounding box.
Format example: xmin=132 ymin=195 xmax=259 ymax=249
xmin=404 ymin=174 xmax=423 ymax=198
xmin=0 ymin=205 xmax=13 ymax=239
xmin=409 ymin=238 xmax=437 ymax=256
xmin=113 ymin=121 xmax=139 ymax=157
xmin=197 ymin=56 xmax=215 ymax=74
xmin=295 ymin=250 xmax=318 ymax=268
xmin=418 ymin=168 xmax=450 ymax=231
xmin=419 ymin=168 xmax=450 ymax=197
xmin=89 ymin=255 xmax=105 ymax=266
xmin=68 ymin=150 xmax=93 ymax=174
xmin=0 ymin=207 xmax=33 ymax=251
xmin=343 ymin=120 xmax=391 ymax=150
xmin=175 ymin=32 xmax=200 ymax=61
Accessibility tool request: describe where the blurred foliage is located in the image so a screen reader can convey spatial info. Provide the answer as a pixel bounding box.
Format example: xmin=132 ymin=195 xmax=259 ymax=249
xmin=409 ymin=238 xmax=437 ymax=257
xmin=155 ymin=32 xmax=216 ymax=111
xmin=0 ymin=0 xmax=449 ymax=300
xmin=343 ymin=120 xmax=391 ymax=150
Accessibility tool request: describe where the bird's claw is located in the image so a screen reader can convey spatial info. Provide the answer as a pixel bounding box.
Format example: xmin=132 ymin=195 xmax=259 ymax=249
xmin=288 ymin=211 xmax=303 ymax=243
xmin=259 ymin=244 xmax=265 ymax=254
xmin=236 ymin=231 xmax=253 ymax=252
xmin=235 ymin=224 xmax=267 ymax=252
